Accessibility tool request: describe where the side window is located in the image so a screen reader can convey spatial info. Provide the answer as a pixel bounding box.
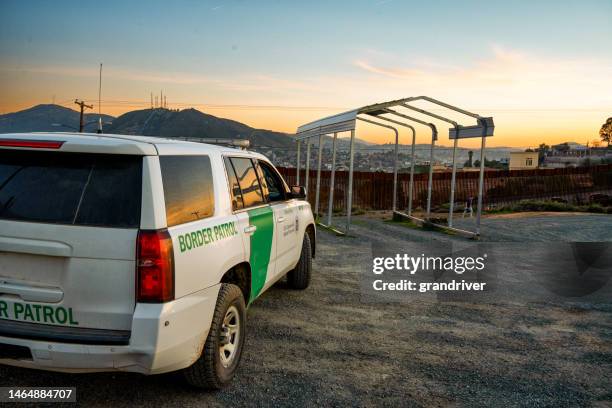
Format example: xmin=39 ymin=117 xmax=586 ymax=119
xmin=224 ymin=157 xmax=244 ymax=211
xmin=254 ymin=160 xmax=270 ymax=200
xmin=257 ymin=161 xmax=286 ymax=202
xmin=230 ymin=157 xmax=265 ymax=208
xmin=160 ymin=155 xmax=214 ymax=227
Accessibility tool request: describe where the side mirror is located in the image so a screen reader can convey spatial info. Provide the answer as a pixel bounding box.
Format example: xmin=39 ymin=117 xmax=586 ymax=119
xmin=289 ymin=185 xmax=306 ymax=200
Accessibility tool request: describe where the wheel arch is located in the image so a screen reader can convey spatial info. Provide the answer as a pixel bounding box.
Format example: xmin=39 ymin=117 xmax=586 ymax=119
xmin=220 ymin=262 xmax=251 ymax=303
xmin=305 ymin=223 xmax=316 ymax=258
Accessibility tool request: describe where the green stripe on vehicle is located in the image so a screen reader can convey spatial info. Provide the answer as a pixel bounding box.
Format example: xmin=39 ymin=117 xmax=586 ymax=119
xmin=247 ymin=206 xmax=274 ymax=302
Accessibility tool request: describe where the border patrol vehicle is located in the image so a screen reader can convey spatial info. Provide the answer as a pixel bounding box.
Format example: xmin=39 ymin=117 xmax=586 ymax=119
xmin=0 ymin=133 xmax=315 ymax=389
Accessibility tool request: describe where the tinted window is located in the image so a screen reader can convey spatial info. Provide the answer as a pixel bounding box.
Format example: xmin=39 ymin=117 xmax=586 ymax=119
xmin=230 ymin=157 xmax=264 ymax=208
xmin=0 ymin=151 xmax=142 ymax=227
xmin=254 ymin=161 xmax=270 ymax=200
xmin=257 ymin=161 xmax=286 ymax=202
xmin=224 ymin=157 xmax=244 ymax=211
xmin=160 ymin=156 xmax=214 ymax=226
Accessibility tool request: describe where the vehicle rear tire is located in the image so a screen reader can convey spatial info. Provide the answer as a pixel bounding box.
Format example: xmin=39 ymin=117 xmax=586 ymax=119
xmin=287 ymin=233 xmax=311 ymax=290
xmin=183 ymin=283 xmax=246 ymax=389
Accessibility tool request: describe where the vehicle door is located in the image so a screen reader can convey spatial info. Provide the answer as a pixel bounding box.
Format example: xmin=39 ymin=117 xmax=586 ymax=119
xmin=255 ymin=160 xmax=299 ymax=279
xmin=224 ymin=157 xmax=275 ymax=303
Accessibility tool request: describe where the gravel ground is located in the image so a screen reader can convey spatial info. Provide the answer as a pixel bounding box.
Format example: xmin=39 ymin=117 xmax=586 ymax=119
xmin=453 ymin=212 xmax=612 ymax=242
xmin=1 ymin=214 xmax=611 ymax=407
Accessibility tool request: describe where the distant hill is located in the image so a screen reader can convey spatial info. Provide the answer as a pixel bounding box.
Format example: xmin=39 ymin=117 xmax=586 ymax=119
xmin=0 ymin=104 xmax=114 ymax=133
xmin=107 ymin=107 xmax=293 ymax=148
xmin=0 ymin=104 xmax=295 ymax=148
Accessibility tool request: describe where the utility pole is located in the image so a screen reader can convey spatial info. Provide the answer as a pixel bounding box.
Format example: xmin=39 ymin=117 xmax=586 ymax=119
xmin=150 ymin=92 xmax=153 ymax=109
xmin=74 ymin=99 xmax=93 ymax=132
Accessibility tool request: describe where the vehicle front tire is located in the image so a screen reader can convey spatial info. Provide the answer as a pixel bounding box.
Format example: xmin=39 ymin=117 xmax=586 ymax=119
xmin=183 ymin=283 xmax=246 ymax=390
xmin=287 ymin=232 xmax=312 ymax=290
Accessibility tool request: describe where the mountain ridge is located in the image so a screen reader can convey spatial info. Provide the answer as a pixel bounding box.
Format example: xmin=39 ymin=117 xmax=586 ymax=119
xmin=0 ymin=104 xmax=114 ymax=133
xmin=0 ymin=104 xmax=296 ymax=148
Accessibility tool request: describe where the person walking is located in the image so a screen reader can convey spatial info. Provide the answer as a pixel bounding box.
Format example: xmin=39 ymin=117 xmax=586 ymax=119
xmin=463 ymin=196 xmax=474 ymax=218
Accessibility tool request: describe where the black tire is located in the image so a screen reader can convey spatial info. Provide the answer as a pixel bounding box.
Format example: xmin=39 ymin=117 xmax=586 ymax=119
xmin=287 ymin=233 xmax=312 ymax=290
xmin=183 ymin=283 xmax=246 ymax=389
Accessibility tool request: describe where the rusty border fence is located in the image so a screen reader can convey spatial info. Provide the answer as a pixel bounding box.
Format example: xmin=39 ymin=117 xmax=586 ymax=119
xmin=277 ymin=164 xmax=612 ymax=214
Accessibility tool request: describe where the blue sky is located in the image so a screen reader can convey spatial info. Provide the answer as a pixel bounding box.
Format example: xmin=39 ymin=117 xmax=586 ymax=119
xmin=1 ymin=0 xmax=611 ymax=146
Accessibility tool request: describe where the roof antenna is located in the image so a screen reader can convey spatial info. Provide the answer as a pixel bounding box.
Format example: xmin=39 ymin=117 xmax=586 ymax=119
xmin=97 ymin=63 xmax=103 ymax=134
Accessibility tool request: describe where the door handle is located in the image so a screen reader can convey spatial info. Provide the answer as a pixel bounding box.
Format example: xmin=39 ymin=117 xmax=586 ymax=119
xmin=244 ymin=225 xmax=257 ymax=235
xmin=277 ymin=216 xmax=286 ymax=223
xmin=0 ymin=281 xmax=64 ymax=303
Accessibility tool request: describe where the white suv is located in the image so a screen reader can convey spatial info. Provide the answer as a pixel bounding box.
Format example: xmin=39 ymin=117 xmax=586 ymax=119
xmin=0 ymin=133 xmax=315 ymax=389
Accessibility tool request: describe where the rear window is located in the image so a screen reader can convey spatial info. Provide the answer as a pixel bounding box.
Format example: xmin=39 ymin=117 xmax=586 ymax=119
xmin=160 ymin=155 xmax=215 ymax=227
xmin=0 ymin=150 xmax=142 ymax=228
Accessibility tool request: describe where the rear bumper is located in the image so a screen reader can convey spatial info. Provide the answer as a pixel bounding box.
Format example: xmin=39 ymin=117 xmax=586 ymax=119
xmin=0 ymin=319 xmax=130 ymax=345
xmin=0 ymin=284 xmax=220 ymax=375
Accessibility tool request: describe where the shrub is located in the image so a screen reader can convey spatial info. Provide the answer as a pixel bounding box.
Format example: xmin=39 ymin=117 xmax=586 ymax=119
xmin=486 ymin=199 xmax=611 ymax=214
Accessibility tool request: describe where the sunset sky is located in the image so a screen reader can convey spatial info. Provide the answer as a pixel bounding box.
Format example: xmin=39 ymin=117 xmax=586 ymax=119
xmin=1 ymin=0 xmax=611 ymax=148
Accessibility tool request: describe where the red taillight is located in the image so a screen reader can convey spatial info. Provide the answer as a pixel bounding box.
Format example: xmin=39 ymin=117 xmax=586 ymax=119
xmin=0 ymin=139 xmax=64 ymax=149
xmin=136 ymin=230 xmax=174 ymax=303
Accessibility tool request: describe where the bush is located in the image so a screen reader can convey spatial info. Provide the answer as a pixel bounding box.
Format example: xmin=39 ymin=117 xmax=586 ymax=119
xmin=586 ymin=203 xmax=605 ymax=213
xmin=486 ymin=199 xmax=611 ymax=214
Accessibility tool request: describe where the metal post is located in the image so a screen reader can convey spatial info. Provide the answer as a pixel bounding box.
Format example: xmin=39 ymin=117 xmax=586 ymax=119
xmin=315 ymin=134 xmax=323 ymax=217
xmin=368 ymin=114 xmax=416 ymax=216
xmin=392 ymin=128 xmax=399 ymax=212
xmin=327 ymin=132 xmax=338 ymax=226
xmin=408 ymin=128 xmax=416 ymax=216
xmin=356 ymin=116 xmax=399 ymax=213
xmin=305 ymin=139 xmax=311 ymax=199
xmin=426 ymin=134 xmax=436 ymax=219
xmin=476 ymin=135 xmax=487 ymax=235
xmin=346 ymin=129 xmax=356 ymax=232
xmin=296 ymin=140 xmax=301 ymax=185
xmin=448 ymin=137 xmax=459 ymax=227
xmin=377 ymin=110 xmax=438 ymax=218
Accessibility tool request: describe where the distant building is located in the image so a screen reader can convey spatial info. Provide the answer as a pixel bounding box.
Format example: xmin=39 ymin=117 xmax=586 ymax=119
xmin=510 ymin=151 xmax=538 ymax=170
xmin=542 ymin=142 xmax=611 ymax=168
xmin=550 ymin=142 xmax=588 ymax=157
xmin=433 ymin=164 xmax=449 ymax=172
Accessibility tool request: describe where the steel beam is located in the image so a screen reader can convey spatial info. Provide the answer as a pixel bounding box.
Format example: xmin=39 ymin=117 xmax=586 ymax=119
xmin=476 ymin=135 xmax=486 ymax=235
xmin=305 ymin=139 xmax=311 ymax=199
xmin=296 ymin=140 xmax=301 ymax=185
xmin=448 ymin=137 xmax=459 ymax=227
xmin=346 ymin=129 xmax=356 ymax=232
xmin=356 ymin=117 xmax=399 ymax=211
xmin=327 ymin=132 xmax=338 ymax=226
xmin=315 ymin=133 xmax=323 ymax=216
xmin=379 ymin=109 xmax=438 ymax=219
xmin=399 ymin=103 xmax=462 ymax=226
xmin=368 ymin=115 xmax=416 ymax=214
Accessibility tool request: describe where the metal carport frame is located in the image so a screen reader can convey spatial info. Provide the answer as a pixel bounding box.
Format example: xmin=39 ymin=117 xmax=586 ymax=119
xmin=294 ymin=96 xmax=494 ymax=237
